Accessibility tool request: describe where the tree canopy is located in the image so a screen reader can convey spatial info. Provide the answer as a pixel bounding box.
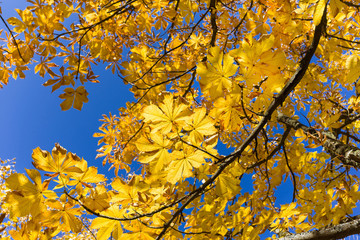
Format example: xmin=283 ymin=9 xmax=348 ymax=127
xmin=2 ymin=0 xmax=360 ymax=239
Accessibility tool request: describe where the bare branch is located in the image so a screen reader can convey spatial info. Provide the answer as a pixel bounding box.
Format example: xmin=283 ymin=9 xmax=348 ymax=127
xmin=277 ymin=113 xmax=360 ymax=168
xmin=155 ymin=9 xmax=327 ymax=237
xmin=209 ymin=0 xmax=218 ymax=46
xmin=277 ymin=215 xmax=360 ymax=240
xmin=326 ymin=33 xmax=360 ymax=44
xmin=283 ymin=142 xmax=298 ymax=202
xmin=0 ymin=14 xmax=25 ymax=62
xmin=133 ymin=9 xmax=209 ymax=84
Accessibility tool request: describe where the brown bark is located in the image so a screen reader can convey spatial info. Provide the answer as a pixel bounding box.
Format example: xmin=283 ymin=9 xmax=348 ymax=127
xmin=277 ymin=113 xmax=360 ymax=169
xmin=277 ymin=215 xmax=360 ymax=240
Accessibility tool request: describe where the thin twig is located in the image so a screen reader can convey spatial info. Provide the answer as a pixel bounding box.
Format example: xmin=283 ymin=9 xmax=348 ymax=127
xmin=122 ymin=122 xmax=144 ymax=150
xmin=0 ymin=15 xmax=25 ymax=62
xmin=326 ymin=33 xmax=360 ymax=44
xmin=182 ymin=69 xmax=197 ymax=98
xmin=179 ymin=137 xmax=221 ymax=161
xmin=283 ymin=142 xmax=298 ymax=202
xmin=133 ymin=9 xmax=209 ymax=84
xmin=135 ymin=66 xmax=196 ymax=90
xmin=65 ymin=189 xmax=189 ymax=221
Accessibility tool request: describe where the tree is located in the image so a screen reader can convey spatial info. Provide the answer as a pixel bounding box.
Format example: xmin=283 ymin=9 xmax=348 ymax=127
xmin=1 ymin=0 xmax=360 ymax=239
xmin=0 ymin=158 xmax=15 ymax=237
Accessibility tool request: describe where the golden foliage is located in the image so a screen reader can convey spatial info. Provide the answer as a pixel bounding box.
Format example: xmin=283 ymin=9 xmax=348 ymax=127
xmin=2 ymin=0 xmax=360 ymax=239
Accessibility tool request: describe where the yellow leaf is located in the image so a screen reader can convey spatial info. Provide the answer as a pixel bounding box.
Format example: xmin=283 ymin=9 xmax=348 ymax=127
xmin=211 ymin=95 xmax=244 ymax=131
xmin=91 ymin=205 xmax=124 ymax=240
xmin=346 ymin=55 xmax=360 ymax=84
xmin=111 ymin=176 xmax=149 ymax=204
xmin=313 ymin=0 xmax=327 ymax=26
xmin=59 ymin=86 xmax=88 ymax=111
xmin=198 ymin=46 xmax=238 ymax=99
xmin=74 ymin=86 xmax=89 ymax=110
xmin=142 ymin=94 xmax=190 ymax=134
xmin=121 ymin=220 xmax=158 ymax=239
xmin=5 ymin=172 xmax=48 ymax=218
xmin=296 ymin=214 xmax=308 ymax=224
xmin=324 ymin=112 xmax=341 ymax=128
xmin=7 ymin=17 xmax=26 ymax=33
xmin=68 ymin=166 xmax=106 ymax=185
xmin=136 ymin=132 xmax=171 ymax=173
xmin=59 ymin=87 xmax=75 ymax=111
xmin=215 ymin=173 xmax=240 ymax=197
xmin=167 ymin=149 xmax=205 ymax=184
xmin=25 ymin=168 xmax=42 ymax=187
xmin=306 ymin=142 xmax=322 ymax=149
xmin=329 ymin=0 xmax=346 ymax=17
xmin=184 ymin=108 xmax=217 ymax=145
xmin=32 ymin=143 xmax=82 ymax=175
xmin=63 ymin=212 xmax=83 ymax=233
xmin=280 ymin=202 xmax=300 ymax=218
xmin=135 ymin=132 xmax=171 ymax=152
xmin=83 ymin=185 xmax=110 ymax=212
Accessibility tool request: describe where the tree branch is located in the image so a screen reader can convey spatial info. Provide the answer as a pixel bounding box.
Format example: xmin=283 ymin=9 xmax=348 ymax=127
xmin=226 ymin=1 xmax=327 ymax=162
xmin=155 ymin=5 xmax=328 ymax=239
xmin=209 ymin=0 xmax=218 ymax=46
xmin=277 ymin=215 xmax=360 ymax=240
xmin=0 ymin=14 xmax=25 ymax=62
xmin=277 ymin=113 xmax=360 ymax=168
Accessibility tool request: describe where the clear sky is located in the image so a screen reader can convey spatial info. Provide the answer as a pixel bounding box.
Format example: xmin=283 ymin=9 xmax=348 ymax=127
xmin=0 ymin=0 xmax=133 ymax=178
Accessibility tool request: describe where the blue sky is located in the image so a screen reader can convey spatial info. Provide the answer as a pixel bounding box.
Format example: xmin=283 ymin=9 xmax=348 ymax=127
xmin=0 ymin=0 xmax=133 ymax=177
